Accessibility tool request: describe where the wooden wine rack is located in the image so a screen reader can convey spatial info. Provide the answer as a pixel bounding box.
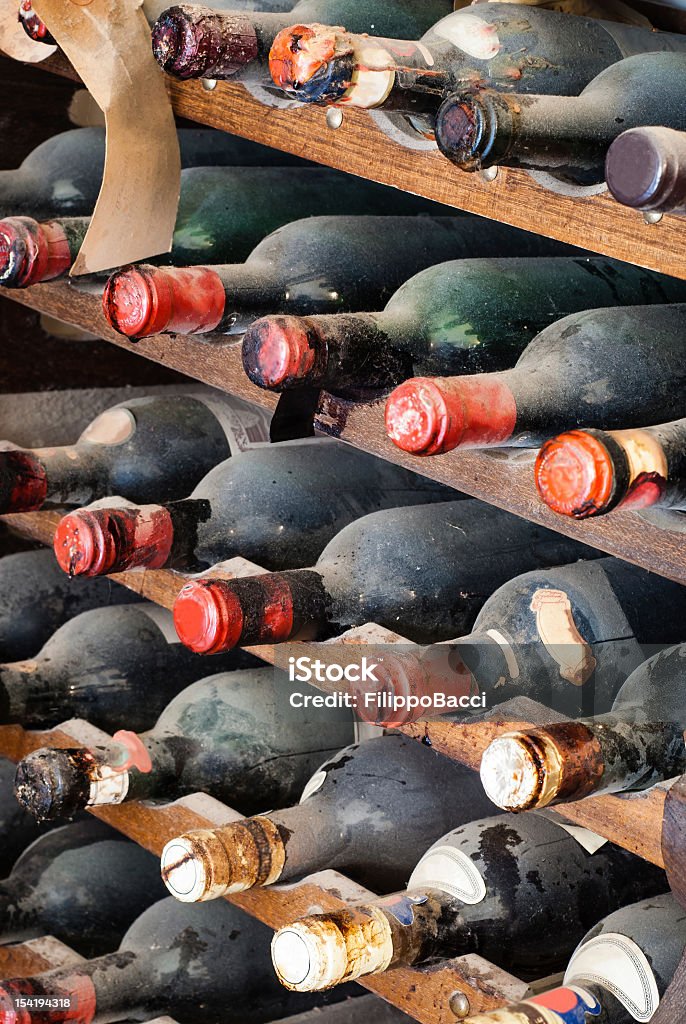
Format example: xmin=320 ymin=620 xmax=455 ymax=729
xmin=1 ymin=39 xmax=685 ymax=1024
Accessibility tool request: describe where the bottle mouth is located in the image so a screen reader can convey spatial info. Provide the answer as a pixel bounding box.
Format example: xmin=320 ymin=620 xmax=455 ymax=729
xmin=605 ymin=128 xmax=671 ymax=211
xmin=242 ymin=315 xmax=321 ymax=389
xmin=53 ymin=505 xmax=173 ymax=577
xmin=535 ymin=431 xmax=616 ymax=519
xmin=384 ymin=378 xmax=456 ymax=456
xmin=161 ymin=833 xmax=217 ymax=902
xmin=269 ymin=24 xmax=354 ymax=103
xmin=14 ymin=748 xmax=92 ymax=821
xmin=102 ymin=266 xmax=167 ymax=339
xmin=435 ymin=95 xmax=484 ymax=168
xmin=0 ymin=450 xmax=47 ymax=512
xmin=173 ymin=580 xmax=244 ymax=653
xmin=151 ymin=7 xmax=203 ymax=78
xmin=480 ymin=735 xmax=545 ymax=811
xmin=0 ymin=217 xmax=71 ymax=287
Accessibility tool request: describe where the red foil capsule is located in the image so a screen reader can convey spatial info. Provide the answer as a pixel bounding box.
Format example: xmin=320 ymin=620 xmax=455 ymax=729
xmin=0 ymin=217 xmax=72 ymax=289
xmin=102 ymin=265 xmax=226 ymax=339
xmin=53 ymin=505 xmax=174 ymax=577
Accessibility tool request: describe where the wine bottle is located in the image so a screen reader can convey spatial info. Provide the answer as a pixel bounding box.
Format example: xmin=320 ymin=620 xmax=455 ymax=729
xmin=267 ymin=3 xmax=686 ymax=134
xmin=435 ymin=53 xmax=686 ymax=183
xmin=385 ymin=303 xmax=686 ymax=456
xmin=606 ymin=126 xmax=686 ymax=215
xmin=170 ymin=499 xmax=596 ymax=652
xmin=0 ymin=820 xmax=167 ymax=956
xmin=103 ymin=217 xmax=573 ymax=341
xmin=51 ymin=440 xmax=455 ymax=577
xmin=0 ymin=166 xmax=437 ymax=289
xmin=0 ymin=126 xmax=303 ymax=221
xmin=0 ymin=897 xmax=318 ymax=1024
xmin=535 ymin=417 xmax=686 ymax=519
xmin=0 ymin=550 xmax=141 ymax=662
xmin=242 ymin=257 xmax=686 ymax=393
xmin=0 ymin=392 xmax=271 ymax=513
xmin=479 ymin=641 xmax=686 ymax=812
xmin=269 ymin=811 xmax=668 ymax=991
xmin=151 ymin=0 xmax=454 ymax=82
xmin=160 ymin=734 xmax=498 ymax=902
xmin=0 ymin=604 xmax=254 ymax=732
xmin=465 ymin=893 xmax=686 ymax=1023
xmin=358 ymin=556 xmax=686 ymax=725
xmin=0 ymin=756 xmax=56 ymax=877
xmin=13 ymin=667 xmax=355 ymax=821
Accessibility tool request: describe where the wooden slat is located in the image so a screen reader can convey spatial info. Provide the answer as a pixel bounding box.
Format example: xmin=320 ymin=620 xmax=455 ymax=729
xmin=0 ymin=510 xmax=670 ymax=868
xmin=35 ymin=51 xmax=686 ymax=280
xmin=3 ymin=284 xmax=686 ymax=587
xmin=0 ymin=721 xmax=527 ymax=1023
xmin=0 ymin=937 xmax=84 ymax=979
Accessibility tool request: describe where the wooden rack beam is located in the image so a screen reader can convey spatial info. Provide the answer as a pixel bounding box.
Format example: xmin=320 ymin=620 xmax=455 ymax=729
xmin=4 ymin=284 xmax=686 ymax=587
xmin=1 ymin=509 xmax=671 ymax=870
xmin=36 ymin=52 xmax=686 ymax=280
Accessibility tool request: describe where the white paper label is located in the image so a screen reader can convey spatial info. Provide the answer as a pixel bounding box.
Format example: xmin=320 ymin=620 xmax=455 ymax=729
xmin=564 ymin=933 xmax=660 ymax=1023
xmin=539 ymin=811 xmax=609 ymax=854
xmin=89 ymin=764 xmax=130 ymax=806
xmin=408 ymin=845 xmax=487 ymax=904
xmin=138 ymin=604 xmax=179 ymax=645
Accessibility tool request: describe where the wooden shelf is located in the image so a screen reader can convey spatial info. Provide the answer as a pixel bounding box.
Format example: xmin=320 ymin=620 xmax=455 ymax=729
xmin=4 ymin=281 xmax=686 ymax=588
xmin=38 ymin=52 xmax=686 ymax=280
xmin=0 ymin=937 xmax=84 ymax=979
xmin=1 ymin=509 xmax=671 ymax=872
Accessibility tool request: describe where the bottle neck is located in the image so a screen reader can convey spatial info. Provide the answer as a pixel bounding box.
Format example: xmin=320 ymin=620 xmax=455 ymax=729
xmin=2 ymin=951 xmax=152 ymax=1024
xmin=269 ymin=25 xmax=443 ymax=114
xmin=0 ymin=661 xmax=59 ymax=727
xmin=439 ymin=90 xmax=610 ymax=181
xmin=242 ymin=310 xmax=417 ymax=391
xmin=464 ymin=984 xmax=610 ymax=1022
xmin=52 ymin=498 xmax=209 ymax=578
xmin=172 ymin=570 xmax=331 ymax=654
xmin=28 ymin=447 xmax=116 ymax=508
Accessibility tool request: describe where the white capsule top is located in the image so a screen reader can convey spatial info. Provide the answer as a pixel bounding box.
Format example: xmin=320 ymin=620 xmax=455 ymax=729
xmin=161 ymin=837 xmax=210 ymax=903
xmin=480 ymin=735 xmax=541 ymax=811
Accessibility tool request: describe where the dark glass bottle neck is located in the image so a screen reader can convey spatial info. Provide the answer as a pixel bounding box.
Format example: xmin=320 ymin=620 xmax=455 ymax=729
xmin=0 ymin=661 xmax=60 ymax=727
xmin=268 ymin=798 xmax=344 ymax=881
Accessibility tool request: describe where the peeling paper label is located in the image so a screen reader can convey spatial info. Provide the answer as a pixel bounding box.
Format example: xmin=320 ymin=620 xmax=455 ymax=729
xmin=539 ymin=811 xmax=608 ymax=854
xmin=33 ymin=0 xmax=180 ymax=275
xmin=408 ymin=845 xmax=487 ymax=904
xmin=564 ymin=933 xmax=660 ymax=1023
xmin=89 ymin=763 xmax=130 ymax=805
xmin=530 ymin=589 xmax=596 ymax=687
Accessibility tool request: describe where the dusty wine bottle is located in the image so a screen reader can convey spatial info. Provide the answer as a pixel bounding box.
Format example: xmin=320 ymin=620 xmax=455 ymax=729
xmin=267 ymin=3 xmax=686 ymax=135
xmin=170 ymin=499 xmax=595 ymax=652
xmin=385 ymin=304 xmax=686 ymax=456
xmin=0 ymin=126 xmax=299 ymax=221
xmin=465 ymin=893 xmax=685 ymax=1023
xmin=435 ymin=53 xmax=686 ymax=183
xmin=151 ymin=0 xmax=453 ymax=82
xmin=0 ymin=897 xmax=319 ymax=1024
xmin=0 ymin=550 xmax=140 ymax=661
xmin=103 ymin=216 xmax=573 ymax=341
xmin=0 ymin=392 xmax=270 ymax=512
xmin=0 ymin=604 xmax=254 ymax=732
xmin=242 ymin=257 xmax=686 ymax=393
xmin=0 ymin=757 xmax=56 ymax=876
xmin=160 ymin=734 xmax=498 ymax=901
xmin=269 ymin=811 xmax=668 ymax=990
xmin=364 ymin=556 xmax=686 ymax=724
xmin=14 ymin=667 xmax=355 ymax=821
xmin=0 ymin=165 xmax=435 ymax=289
xmin=535 ymin=417 xmax=686 ymax=518
xmin=606 ymin=126 xmax=686 ymax=215
xmin=0 ymin=820 xmax=167 ymax=956
xmin=52 ymin=440 xmax=454 ymax=577
xmin=480 ymin=641 xmax=686 ymax=812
